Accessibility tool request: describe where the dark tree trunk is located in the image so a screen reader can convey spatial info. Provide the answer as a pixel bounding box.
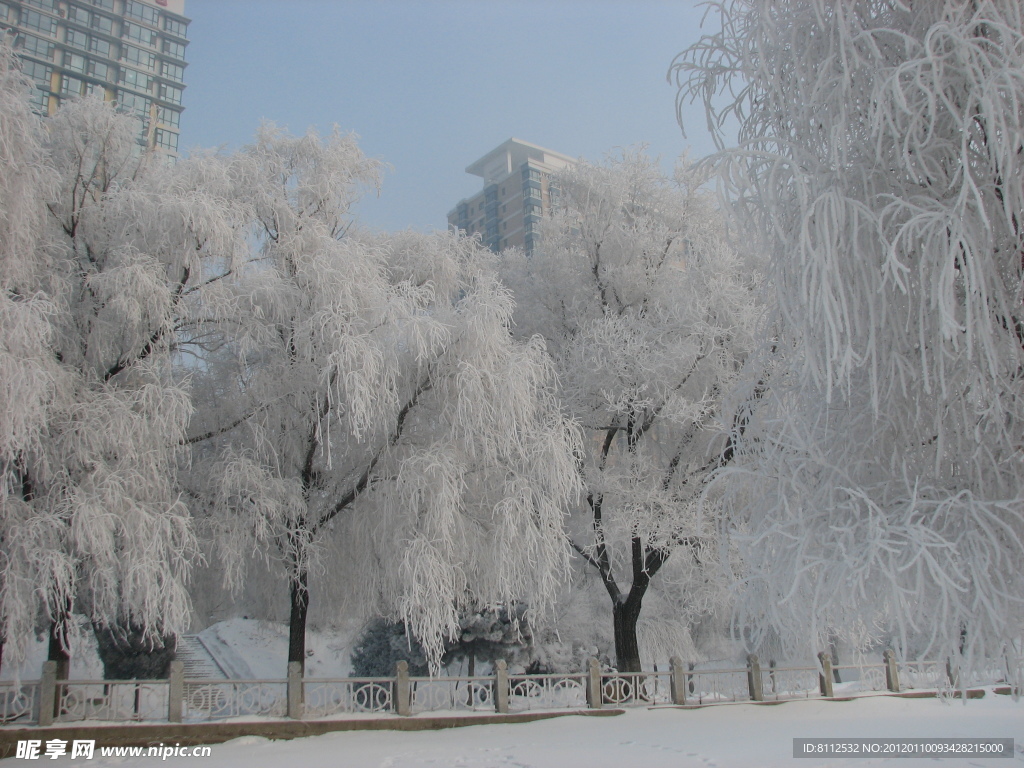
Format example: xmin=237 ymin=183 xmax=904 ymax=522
xmin=612 ymin=600 xmax=643 ymax=673
xmin=287 ymin=568 xmax=309 ymax=675
xmin=47 ymin=611 xmax=71 ymax=719
xmin=47 ymin=613 xmax=71 ymax=681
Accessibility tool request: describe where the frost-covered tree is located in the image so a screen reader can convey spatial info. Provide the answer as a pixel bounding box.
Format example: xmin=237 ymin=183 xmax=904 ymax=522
xmin=501 ymin=151 xmax=757 ymax=671
xmin=0 ymin=43 xmax=59 ymax=673
xmin=0 ymin=82 xmax=240 ymax=671
xmin=192 ymin=126 xmax=582 ymax=672
xmin=672 ymin=0 xmax=1024 ymax=663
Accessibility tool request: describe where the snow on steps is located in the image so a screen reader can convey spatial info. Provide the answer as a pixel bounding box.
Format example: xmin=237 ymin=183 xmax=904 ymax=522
xmin=175 ymin=635 xmax=228 ymax=680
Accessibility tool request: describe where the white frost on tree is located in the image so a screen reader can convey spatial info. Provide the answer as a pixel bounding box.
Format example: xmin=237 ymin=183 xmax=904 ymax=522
xmin=188 ymin=125 xmax=583 ymax=671
xmin=672 ymin=0 xmax=1024 ymax=664
xmin=500 ymin=150 xmax=758 ymax=671
xmin=0 ymin=42 xmax=60 ymax=673
xmin=0 ymin=82 xmax=234 ymax=669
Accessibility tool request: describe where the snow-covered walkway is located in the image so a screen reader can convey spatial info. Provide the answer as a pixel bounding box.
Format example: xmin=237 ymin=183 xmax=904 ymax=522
xmin=20 ymin=689 xmax=1021 ymax=767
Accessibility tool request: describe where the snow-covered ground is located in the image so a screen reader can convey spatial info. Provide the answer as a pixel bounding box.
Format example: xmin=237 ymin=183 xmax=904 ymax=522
xmin=1 ymin=619 xmax=358 ymax=681
xmin=197 ymin=618 xmax=358 ymax=679
xmin=11 ymin=690 xmax=1019 ymax=767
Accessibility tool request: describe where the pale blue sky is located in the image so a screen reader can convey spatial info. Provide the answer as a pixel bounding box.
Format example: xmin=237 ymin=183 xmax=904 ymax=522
xmin=180 ymin=1 xmax=721 ymax=233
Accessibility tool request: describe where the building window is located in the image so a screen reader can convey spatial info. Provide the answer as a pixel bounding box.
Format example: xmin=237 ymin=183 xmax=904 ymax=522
xmin=125 ymin=0 xmax=160 ymax=26
xmin=0 ymin=3 xmax=8 ymax=21
xmin=28 ymin=88 xmax=50 ymax=112
xmin=162 ymin=38 xmax=185 ymax=60
xmin=160 ymin=60 xmax=183 ymax=82
xmin=163 ymin=16 xmax=187 ymax=38
xmin=89 ymin=36 xmax=111 ymax=57
xmin=23 ymin=0 xmax=57 ymax=11
xmin=124 ymin=21 xmax=156 ymax=46
xmin=88 ymin=59 xmax=109 ymax=80
xmin=117 ymin=89 xmax=149 ymax=115
xmin=60 ymin=74 xmax=84 ymax=97
xmin=157 ymin=82 xmax=182 ymax=104
xmin=154 ymin=128 xmax=177 ymax=152
xmin=119 ymin=66 xmax=151 ymax=91
xmin=65 ymin=28 xmax=89 ymax=49
xmin=21 ymin=9 xmax=57 ymax=36
xmin=67 ymin=5 xmax=92 ymax=25
xmin=19 ymin=33 xmax=54 ymax=59
xmin=89 ymin=0 xmax=114 ymax=9
xmin=157 ymin=105 xmax=180 ymax=127
xmin=122 ymin=43 xmax=155 ymax=69
xmin=90 ymin=13 xmax=113 ymax=34
xmin=21 ymin=59 xmax=52 ymax=88
xmin=63 ymin=51 xmax=86 ymax=73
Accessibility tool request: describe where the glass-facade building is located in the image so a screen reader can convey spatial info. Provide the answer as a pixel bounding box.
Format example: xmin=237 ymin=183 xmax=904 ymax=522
xmin=0 ymin=0 xmax=188 ymax=158
xmin=448 ymin=138 xmax=574 ymax=256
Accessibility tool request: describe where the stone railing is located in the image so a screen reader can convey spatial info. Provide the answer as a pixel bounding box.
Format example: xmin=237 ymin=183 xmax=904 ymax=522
xmin=1 ymin=650 xmax=1016 ymax=726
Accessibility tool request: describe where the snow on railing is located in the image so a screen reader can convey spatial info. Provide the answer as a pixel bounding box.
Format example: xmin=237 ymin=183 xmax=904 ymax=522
xmin=599 ymin=670 xmax=673 ymax=706
xmin=508 ymin=672 xmax=586 ymax=711
xmin=684 ymin=665 xmax=749 ymax=704
xmin=182 ymin=679 xmax=286 ymax=721
xmin=304 ymin=678 xmax=393 ymax=717
xmin=12 ymin=650 xmax=1017 ymax=727
xmin=0 ymin=681 xmax=38 ymax=724
xmin=830 ymin=663 xmax=889 ymax=693
xmin=762 ymin=663 xmax=820 ymax=701
xmin=409 ymin=676 xmax=495 ymax=713
xmin=56 ymin=679 xmax=168 ymax=722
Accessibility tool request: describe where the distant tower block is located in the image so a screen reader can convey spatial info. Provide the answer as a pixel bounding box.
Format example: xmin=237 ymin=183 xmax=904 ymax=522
xmin=1 ymin=0 xmax=190 ymax=159
xmin=448 ymin=138 xmax=574 ymax=255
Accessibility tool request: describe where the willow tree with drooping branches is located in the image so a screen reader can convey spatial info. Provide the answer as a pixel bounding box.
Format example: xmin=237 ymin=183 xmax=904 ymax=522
xmin=189 ymin=125 xmax=583 ymax=672
xmin=501 ymin=150 xmax=758 ymax=671
xmin=672 ymin=0 xmax=1024 ymax=666
xmin=0 ymin=69 xmax=248 ymax=672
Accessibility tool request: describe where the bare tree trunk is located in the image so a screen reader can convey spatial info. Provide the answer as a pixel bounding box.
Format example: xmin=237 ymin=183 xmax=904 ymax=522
xmin=287 ymin=568 xmax=309 ymax=676
xmin=47 ymin=608 xmax=71 ymax=719
xmin=612 ymin=599 xmax=643 ymax=673
xmin=47 ymin=612 xmax=71 ymax=680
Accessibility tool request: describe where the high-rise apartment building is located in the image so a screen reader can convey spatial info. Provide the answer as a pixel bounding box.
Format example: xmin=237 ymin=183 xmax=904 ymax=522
xmin=448 ymin=138 xmax=574 ymax=255
xmin=0 ymin=0 xmax=188 ymax=158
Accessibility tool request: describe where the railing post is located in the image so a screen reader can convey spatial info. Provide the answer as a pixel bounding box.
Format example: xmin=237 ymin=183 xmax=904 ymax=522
xmin=884 ymin=649 xmax=900 ymax=693
xmin=747 ymin=654 xmax=764 ymax=702
xmin=167 ymin=660 xmax=184 ymax=723
xmin=394 ymin=660 xmax=411 ymax=716
xmin=494 ymin=659 xmax=509 ymax=714
xmin=818 ymin=651 xmax=834 ymax=697
xmin=287 ymin=660 xmax=303 ymax=719
xmin=585 ymin=658 xmax=602 ymax=709
xmin=38 ymin=660 xmax=57 ymax=727
xmin=946 ymin=657 xmax=960 ymax=689
xmin=669 ymin=656 xmax=687 ymax=705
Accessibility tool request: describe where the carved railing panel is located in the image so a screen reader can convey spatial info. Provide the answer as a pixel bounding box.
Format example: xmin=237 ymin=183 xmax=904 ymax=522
xmin=409 ymin=677 xmax=494 ymax=713
xmin=0 ymin=682 xmax=38 ymax=724
xmin=764 ymin=666 xmax=820 ymax=700
xmin=686 ymin=667 xmax=749 ymax=704
xmin=56 ymin=680 xmax=167 ymax=722
xmin=304 ymin=679 xmax=393 ymax=716
xmin=507 ymin=673 xmax=586 ymax=711
xmin=182 ymin=680 xmax=286 ymax=720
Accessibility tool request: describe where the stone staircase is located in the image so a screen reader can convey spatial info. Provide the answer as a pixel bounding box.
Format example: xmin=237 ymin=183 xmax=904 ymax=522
xmin=175 ymin=635 xmax=227 ymax=680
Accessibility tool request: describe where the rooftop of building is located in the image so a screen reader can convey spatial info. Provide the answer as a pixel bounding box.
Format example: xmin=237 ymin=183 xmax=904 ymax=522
xmin=465 ymin=138 xmax=575 ymax=185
